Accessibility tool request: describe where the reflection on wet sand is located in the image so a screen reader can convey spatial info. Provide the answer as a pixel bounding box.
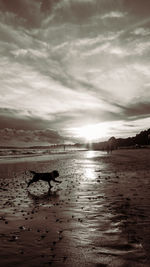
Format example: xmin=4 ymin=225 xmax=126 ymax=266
xmin=0 ymin=150 xmax=150 ymax=266
xmin=28 ymin=189 xmax=60 ymax=207
xmin=85 ymin=166 xmax=96 ymax=180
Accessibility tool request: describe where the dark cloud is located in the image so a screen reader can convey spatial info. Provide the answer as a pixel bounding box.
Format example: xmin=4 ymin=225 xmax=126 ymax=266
xmin=43 ymin=0 xmax=125 ymax=24
xmin=124 ymin=0 xmax=150 ymax=16
xmin=0 ymin=0 xmax=28 ymax=15
xmin=41 ymin=0 xmax=60 ymax=13
xmin=40 ymin=0 xmax=149 ymax=28
xmin=0 ymin=0 xmax=62 ymax=28
xmin=0 ymin=128 xmax=64 ymax=146
xmin=0 ymin=0 xmax=149 ymax=29
xmin=0 ymin=108 xmax=55 ymax=131
xmin=124 ymin=101 xmax=150 ymax=117
xmin=123 ymin=124 xmax=137 ymax=128
xmin=0 ymin=0 xmax=42 ymax=27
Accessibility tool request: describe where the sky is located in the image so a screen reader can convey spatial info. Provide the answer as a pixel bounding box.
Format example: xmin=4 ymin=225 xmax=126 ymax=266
xmin=0 ymin=0 xmax=150 ymax=146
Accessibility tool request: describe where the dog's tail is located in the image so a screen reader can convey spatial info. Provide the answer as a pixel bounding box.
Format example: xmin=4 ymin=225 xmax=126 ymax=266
xmin=29 ymin=170 xmax=37 ymax=175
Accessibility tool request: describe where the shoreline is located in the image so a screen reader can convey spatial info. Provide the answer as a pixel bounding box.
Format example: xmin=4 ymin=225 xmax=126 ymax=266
xmin=0 ymin=149 xmax=88 ymax=164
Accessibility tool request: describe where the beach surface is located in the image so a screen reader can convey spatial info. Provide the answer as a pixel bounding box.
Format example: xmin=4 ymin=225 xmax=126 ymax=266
xmin=0 ymin=149 xmax=150 ymax=267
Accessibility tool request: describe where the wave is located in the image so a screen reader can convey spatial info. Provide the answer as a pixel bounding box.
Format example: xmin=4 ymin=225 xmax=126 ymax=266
xmin=0 ymin=146 xmax=85 ymax=160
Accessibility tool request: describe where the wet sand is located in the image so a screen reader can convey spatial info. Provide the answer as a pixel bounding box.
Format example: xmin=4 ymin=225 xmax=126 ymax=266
xmin=0 ymin=149 xmax=150 ymax=266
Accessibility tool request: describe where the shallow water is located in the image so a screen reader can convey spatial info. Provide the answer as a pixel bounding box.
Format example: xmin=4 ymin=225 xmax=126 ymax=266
xmin=0 ymin=150 xmax=150 ymax=266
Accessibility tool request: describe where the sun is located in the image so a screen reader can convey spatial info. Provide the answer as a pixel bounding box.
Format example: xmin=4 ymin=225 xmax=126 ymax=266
xmin=77 ymin=125 xmax=100 ymax=141
xmin=72 ymin=123 xmax=108 ymax=142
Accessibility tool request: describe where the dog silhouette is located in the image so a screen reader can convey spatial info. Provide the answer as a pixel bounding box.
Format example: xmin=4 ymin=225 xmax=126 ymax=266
xmin=27 ymin=170 xmax=60 ymax=189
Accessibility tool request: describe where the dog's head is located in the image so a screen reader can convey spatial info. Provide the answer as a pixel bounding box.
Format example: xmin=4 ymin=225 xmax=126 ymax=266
xmin=53 ymin=170 xmax=59 ymax=178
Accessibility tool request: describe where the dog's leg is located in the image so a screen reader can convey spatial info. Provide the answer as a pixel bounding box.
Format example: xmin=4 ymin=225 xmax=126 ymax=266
xmin=27 ymin=177 xmax=38 ymax=188
xmin=27 ymin=179 xmax=34 ymax=188
xmin=48 ymin=181 xmax=52 ymax=189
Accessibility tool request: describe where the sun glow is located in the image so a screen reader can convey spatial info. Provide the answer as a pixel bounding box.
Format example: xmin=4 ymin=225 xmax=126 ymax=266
xmin=72 ymin=123 xmax=109 ymax=142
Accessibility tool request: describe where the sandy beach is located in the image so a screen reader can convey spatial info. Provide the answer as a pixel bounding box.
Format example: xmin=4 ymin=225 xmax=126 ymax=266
xmin=0 ymin=149 xmax=150 ymax=267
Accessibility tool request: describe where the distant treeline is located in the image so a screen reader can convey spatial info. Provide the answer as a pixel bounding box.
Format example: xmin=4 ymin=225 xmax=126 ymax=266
xmin=88 ymin=128 xmax=150 ymax=150
xmin=117 ymin=128 xmax=150 ymax=147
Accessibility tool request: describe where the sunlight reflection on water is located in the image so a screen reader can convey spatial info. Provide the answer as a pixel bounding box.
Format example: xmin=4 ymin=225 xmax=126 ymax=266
xmin=86 ymin=150 xmax=96 ymax=159
xmin=83 ymin=150 xmax=103 ymax=180
xmin=85 ymin=167 xmax=96 ymax=180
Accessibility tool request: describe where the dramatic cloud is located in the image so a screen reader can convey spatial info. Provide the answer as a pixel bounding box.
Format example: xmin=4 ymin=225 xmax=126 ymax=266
xmin=0 ymin=0 xmax=150 ymax=144
xmin=0 ymin=128 xmax=64 ymax=146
